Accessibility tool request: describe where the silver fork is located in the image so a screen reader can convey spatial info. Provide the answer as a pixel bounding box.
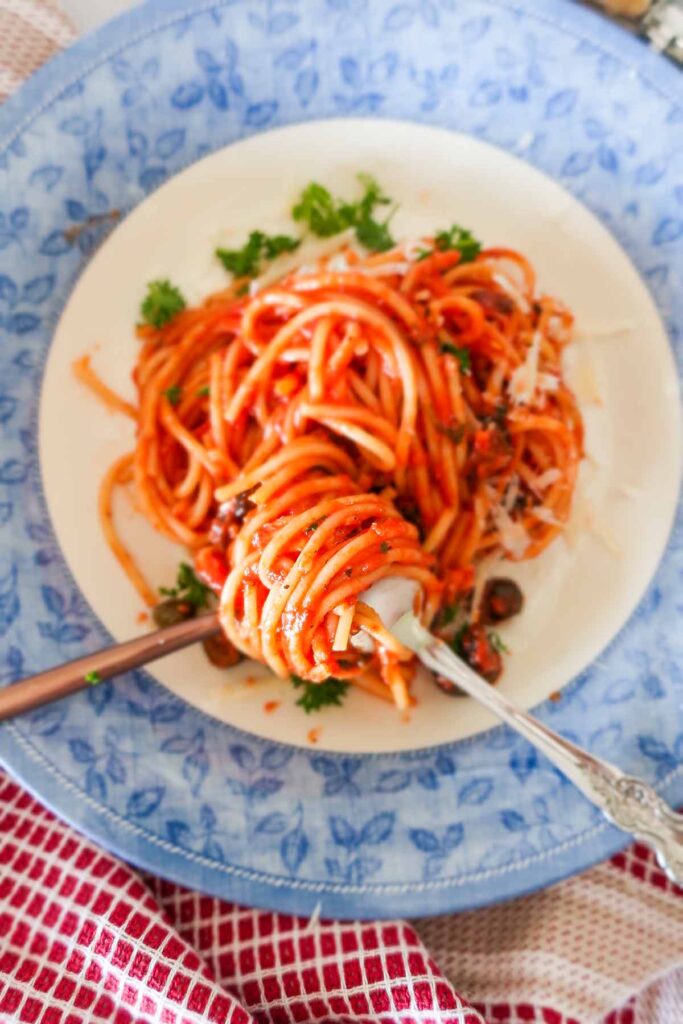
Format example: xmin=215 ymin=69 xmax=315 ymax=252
xmin=393 ymin=612 xmax=683 ymax=885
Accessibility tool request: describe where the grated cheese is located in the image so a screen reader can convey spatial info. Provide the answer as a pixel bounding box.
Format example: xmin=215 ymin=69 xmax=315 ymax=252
xmin=532 ymin=506 xmax=562 ymax=526
xmin=572 ymin=354 xmax=603 ymax=405
xmin=533 ymin=467 xmax=562 ymax=491
xmin=492 ymin=503 xmax=530 ymax=558
xmin=509 ymin=330 xmax=542 ymax=405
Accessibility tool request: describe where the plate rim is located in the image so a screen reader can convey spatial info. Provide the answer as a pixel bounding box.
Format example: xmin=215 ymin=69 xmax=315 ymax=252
xmin=0 ymin=0 xmax=681 ymax=919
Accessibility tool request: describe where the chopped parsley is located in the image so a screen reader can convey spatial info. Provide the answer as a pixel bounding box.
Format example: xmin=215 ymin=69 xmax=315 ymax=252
xmin=216 ymin=230 xmax=300 ymax=279
xmin=439 ymin=340 xmax=471 ymax=375
xmin=451 ymin=622 xmax=468 ymax=658
xmin=84 ymin=670 xmax=102 ymax=686
xmin=379 ymin=541 xmax=392 ymax=554
xmin=451 ymin=623 xmax=509 ymax=657
xmin=291 ymin=674 xmax=349 ymax=713
xmin=196 ymin=386 xmax=210 ymax=397
xmin=435 ymin=421 xmax=466 ymax=444
xmin=292 ymin=174 xmax=396 ymax=253
xmin=434 ymin=224 xmax=482 ymax=263
xmin=163 ymin=385 xmax=182 ymax=406
xmin=433 ymin=602 xmax=460 ymax=630
xmin=305 ymin=518 xmax=323 ymax=534
xmin=140 ymin=279 xmax=186 ymax=328
xmin=488 ymin=630 xmax=510 ymax=654
xmin=159 ymin=562 xmax=212 ymax=612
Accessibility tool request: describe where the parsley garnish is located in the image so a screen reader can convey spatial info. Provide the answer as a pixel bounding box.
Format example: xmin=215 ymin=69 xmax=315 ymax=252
xmin=84 ymin=670 xmax=102 ymax=686
xmin=291 ymin=674 xmax=349 ymax=713
xmin=160 ymin=562 xmax=211 ymax=612
xmin=439 ymin=341 xmax=471 ymax=375
xmin=434 ymin=224 xmax=482 ymax=263
xmin=452 ymin=623 xmax=468 ymax=658
xmin=305 ymin=518 xmax=324 ymax=533
xmin=292 ymin=174 xmax=396 ymax=253
xmin=141 ymin=279 xmax=186 ymax=328
xmin=435 ymin=421 xmax=466 ymax=444
xmin=433 ymin=602 xmax=460 ymax=630
xmin=380 ymin=541 xmax=392 ymax=554
xmin=488 ymin=630 xmax=510 ymax=654
xmin=196 ymin=386 xmax=210 ymax=397
xmin=163 ymin=385 xmax=182 ymax=406
xmin=216 ymin=230 xmax=300 ymax=279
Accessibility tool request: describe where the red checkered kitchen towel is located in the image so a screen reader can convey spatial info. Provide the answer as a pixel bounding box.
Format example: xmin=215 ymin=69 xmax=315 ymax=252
xmin=1 ymin=4 xmax=682 ymax=1023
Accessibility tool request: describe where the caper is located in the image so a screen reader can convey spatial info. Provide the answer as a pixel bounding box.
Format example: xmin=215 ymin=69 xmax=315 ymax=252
xmin=152 ymin=598 xmax=195 ymax=628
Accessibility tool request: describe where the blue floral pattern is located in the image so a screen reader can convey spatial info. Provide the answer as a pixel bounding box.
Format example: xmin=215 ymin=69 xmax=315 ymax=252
xmin=0 ymin=0 xmax=680 ymax=919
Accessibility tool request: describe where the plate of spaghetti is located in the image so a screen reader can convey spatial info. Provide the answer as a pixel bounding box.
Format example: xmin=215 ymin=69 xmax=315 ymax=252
xmin=1 ymin=0 xmax=682 ymax=917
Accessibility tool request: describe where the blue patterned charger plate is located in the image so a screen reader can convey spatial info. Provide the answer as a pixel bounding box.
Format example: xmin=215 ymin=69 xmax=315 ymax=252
xmin=0 ymin=0 xmax=681 ymax=919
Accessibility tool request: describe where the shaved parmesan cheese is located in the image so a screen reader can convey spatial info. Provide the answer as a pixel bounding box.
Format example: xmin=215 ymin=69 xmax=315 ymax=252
xmin=617 ymin=483 xmax=641 ymax=499
xmin=492 ymin=504 xmax=530 ymax=558
xmin=305 ymin=902 xmax=322 ymax=932
xmin=493 ymin=271 xmax=529 ymax=313
xmin=360 ymin=262 xmax=410 ymax=277
xmin=572 ymin=354 xmax=603 ymax=405
xmin=590 ymin=519 xmax=623 ymax=557
xmin=538 ymin=372 xmax=559 ymax=393
xmin=509 ymin=330 xmax=542 ymax=405
xmin=327 ymin=253 xmax=350 ymax=273
xmin=563 ymin=495 xmax=622 ymax=556
xmin=532 ymin=506 xmax=562 ymax=526
xmin=575 ymin=323 xmax=633 ymax=341
xmin=253 ymin=229 xmax=357 ymax=290
xmin=294 ymin=263 xmax=318 ymax=277
xmin=533 ymin=467 xmax=562 ymax=491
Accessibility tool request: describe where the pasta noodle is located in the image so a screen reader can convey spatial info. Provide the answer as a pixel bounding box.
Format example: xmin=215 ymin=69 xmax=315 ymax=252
xmin=78 ymin=237 xmax=583 ymax=707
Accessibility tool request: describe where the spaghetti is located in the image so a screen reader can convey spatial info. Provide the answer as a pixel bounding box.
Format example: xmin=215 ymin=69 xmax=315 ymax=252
xmin=83 ymin=233 xmax=583 ymax=709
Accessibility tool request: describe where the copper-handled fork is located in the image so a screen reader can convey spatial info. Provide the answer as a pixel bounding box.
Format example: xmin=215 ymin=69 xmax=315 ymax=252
xmin=1 ymin=609 xmax=681 ymax=885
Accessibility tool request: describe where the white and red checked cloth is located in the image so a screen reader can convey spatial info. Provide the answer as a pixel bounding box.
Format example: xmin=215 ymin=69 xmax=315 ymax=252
xmin=1 ymin=767 xmax=682 ymax=1024
xmin=1 ymin=3 xmax=682 ymax=1022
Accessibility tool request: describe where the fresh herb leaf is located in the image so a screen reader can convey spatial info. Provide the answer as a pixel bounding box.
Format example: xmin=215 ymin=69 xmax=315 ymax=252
xmin=292 ymin=174 xmax=396 ymax=252
xmin=84 ymin=670 xmax=102 ymax=686
xmin=452 ymin=623 xmax=468 ymax=658
xmin=141 ymin=279 xmax=186 ymax=328
xmin=434 ymin=224 xmax=482 ymax=263
xmin=216 ymin=230 xmax=300 ymax=279
xmin=163 ymin=385 xmax=182 ymax=406
xmin=216 ymin=231 xmax=265 ymax=278
xmin=439 ymin=340 xmax=471 ymax=374
xmin=291 ymin=674 xmax=349 ymax=713
xmin=355 ymin=215 xmax=395 ymax=253
xmin=435 ymin=421 xmax=466 ymax=444
xmin=305 ymin=518 xmax=324 ymax=533
xmin=159 ymin=561 xmax=211 ymax=612
xmin=262 ymin=233 xmax=301 ymax=259
xmin=434 ymin=602 xmax=460 ymax=629
xmin=379 ymin=541 xmax=392 ymax=554
xmin=488 ymin=630 xmax=510 ymax=654
xmin=196 ymin=386 xmax=210 ymax=397
xmin=292 ymin=182 xmax=347 ymax=237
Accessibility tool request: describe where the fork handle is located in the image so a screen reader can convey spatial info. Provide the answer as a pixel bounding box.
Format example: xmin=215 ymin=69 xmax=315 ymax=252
xmin=0 ymin=613 xmax=221 ymax=722
xmin=394 ymin=613 xmax=683 ymax=885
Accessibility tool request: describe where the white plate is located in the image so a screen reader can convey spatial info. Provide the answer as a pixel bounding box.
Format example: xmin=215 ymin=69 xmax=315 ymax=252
xmin=40 ymin=119 xmax=681 ymax=753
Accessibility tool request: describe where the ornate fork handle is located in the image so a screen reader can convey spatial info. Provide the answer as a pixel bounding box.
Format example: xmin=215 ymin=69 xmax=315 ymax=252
xmin=584 ymin=766 xmax=683 ymax=880
xmin=393 ymin=614 xmax=683 ymax=885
